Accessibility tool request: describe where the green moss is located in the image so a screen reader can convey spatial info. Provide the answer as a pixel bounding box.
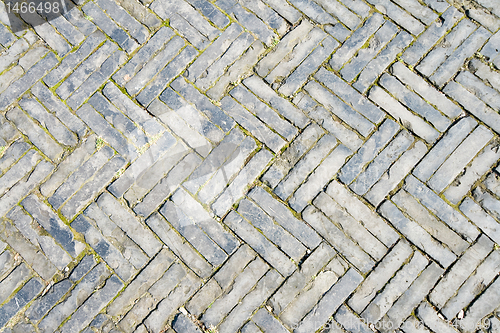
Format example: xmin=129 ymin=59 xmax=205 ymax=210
xmin=95 ymin=137 xmax=106 ymax=150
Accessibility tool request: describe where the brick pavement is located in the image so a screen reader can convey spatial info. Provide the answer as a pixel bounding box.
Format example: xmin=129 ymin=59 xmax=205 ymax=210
xmin=0 ymin=0 xmax=499 ymax=331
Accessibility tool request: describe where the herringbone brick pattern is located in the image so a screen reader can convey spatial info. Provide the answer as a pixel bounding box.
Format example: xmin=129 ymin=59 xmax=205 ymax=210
xmin=0 ymin=0 xmax=499 ymax=331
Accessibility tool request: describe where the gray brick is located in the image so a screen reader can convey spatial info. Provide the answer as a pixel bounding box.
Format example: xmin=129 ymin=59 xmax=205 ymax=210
xmin=0 ymin=141 xmax=29 ymax=175
xmin=172 ymin=313 xmax=202 ymax=333
xmin=0 ymin=161 xmax=54 ymax=219
xmin=0 ymin=278 xmax=42 ymax=329
xmin=456 ymin=71 xmax=500 ymax=111
xmin=303 ymin=205 xmax=375 ymax=273
xmin=393 ymin=190 xmax=469 ymax=255
xmin=244 ymin=75 xmax=309 ymax=128
xmin=134 ymin=152 xmax=201 ymax=217
xmin=262 ymin=123 xmax=324 ymax=188
xmin=186 ymin=279 xmax=223 ymax=317
xmin=77 ymin=104 xmax=137 ymax=160
xmin=40 ymin=135 xmax=96 ymax=197
xmin=379 ymin=262 xmax=444 ymax=332
xmin=460 ymin=277 xmax=500 ymax=332
xmin=72 ymin=215 xmax=137 ymax=281
xmin=402 ymin=7 xmax=463 ymax=66
xmin=223 ymin=211 xmax=295 ymax=277
xmin=221 ymin=96 xmax=285 ymax=152
xmin=315 ymin=67 xmax=384 ymax=123
xmin=330 ymin=13 xmax=385 ymax=70
xmin=250 ymin=186 xmax=321 ymax=248
xmin=327 ymin=180 xmax=399 ymax=246
xmin=481 ymin=30 xmax=500 ymax=68
xmin=18 ymin=46 xmax=48 ymax=71
xmin=416 ymin=302 xmax=458 ymax=333
xmin=350 ymin=130 xmax=413 ymax=195
xmin=223 ymin=3 xmax=276 ymax=46
xmin=460 ymin=197 xmax=500 ymax=245
xmin=38 ymin=263 xmax=111 ymax=332
xmin=0 ymin=67 xmax=23 ymax=96
xmin=82 ymin=2 xmax=138 ymax=53
xmin=430 ymin=27 xmax=491 ymax=87
xmin=369 ymin=86 xmax=439 ymax=142
xmin=278 ymin=36 xmax=338 ymax=96
xmin=21 ymin=13 xmax=71 ymax=56
xmin=305 ymin=80 xmax=374 ymax=137
xmin=213 ymin=244 xmax=255 ymax=290
xmin=146 ymin=213 xmax=213 ymax=278
xmin=31 ymin=82 xmax=87 ymax=138
xmin=106 ymin=248 xmax=176 ymax=318
xmin=55 ymin=39 xmax=116 ymax=99
xmin=8 ymin=206 xmax=72 ymax=270
xmin=269 ymin=242 xmax=335 ymax=314
xmin=365 ymin=141 xmax=427 ymax=206
xmin=49 ymin=146 xmax=115 ymax=209
xmin=429 ymin=235 xmax=493 ymax=308
xmin=26 ymin=279 xmax=73 ymax=322
xmin=84 ymin=203 xmax=148 ymax=269
xmin=61 ymin=6 xmax=98 ymax=35
xmin=379 ymin=200 xmax=456 ymax=267
xmin=315 ymin=192 xmax=388 ymax=260
xmin=391 ymin=61 xmax=462 ymax=119
xmin=5 ymin=107 xmax=63 ymax=160
xmin=69 ymin=255 xmax=97 ymax=282
xmin=218 ymin=270 xmax=283 ymax=333
xmin=252 ymin=308 xmax=288 ymax=333
xmin=294 ymin=269 xmax=362 ymax=333
xmin=417 ymin=19 xmax=476 ymax=77
xmin=144 ymin=272 xmax=200 ymax=332
xmin=184 ymin=0 xmax=229 ymax=28
xmin=0 ymin=38 xmax=29 ymax=73
xmin=0 ymin=150 xmax=42 ymax=197
xmin=441 ymin=250 xmax=500 ymax=320
xmin=0 ymin=250 xmax=16 ymax=281
xmin=428 ymin=125 xmax=492 ymax=193
xmin=67 ymin=50 xmax=126 ymax=110
xmin=60 ymin=156 xmax=127 ymax=219
xmin=242 ymin=321 xmax=262 ymax=333
xmin=239 ymin=0 xmax=288 ymax=34
xmin=136 ymin=45 xmax=198 ymax=107
xmin=362 ymin=251 xmax=428 ymax=323
xmin=239 ymin=199 xmax=307 ymax=261
xmin=0 ymin=263 xmax=31 ymax=305
xmin=230 ymin=85 xmax=297 ymax=141
xmin=171 ymin=77 xmax=235 ymax=132
xmin=368 ymin=0 xmax=424 ymax=34
xmin=349 ymin=240 xmax=412 ymax=313
xmin=60 ymin=275 xmax=123 ymax=333
xmin=202 ymin=257 xmax=268 ymax=327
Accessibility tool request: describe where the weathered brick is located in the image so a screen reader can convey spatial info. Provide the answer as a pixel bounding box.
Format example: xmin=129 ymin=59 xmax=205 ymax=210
xmin=0 ymin=263 xmax=31 ymax=305
xmin=460 ymin=196 xmax=500 ymax=245
xmin=0 ymin=278 xmax=42 ymax=329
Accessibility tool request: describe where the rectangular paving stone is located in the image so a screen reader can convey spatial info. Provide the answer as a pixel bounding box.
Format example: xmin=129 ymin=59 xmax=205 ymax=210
xmin=365 ymin=141 xmax=427 ymax=206
xmin=315 ymin=67 xmax=385 ymax=123
xmin=303 ymin=205 xmax=375 ymax=273
xmin=146 ymin=213 xmax=213 ymax=278
xmin=456 ymin=71 xmax=500 ymax=112
xmin=82 ymin=2 xmax=138 ymax=53
xmin=362 ymin=251 xmax=428 ymax=323
xmin=349 ymin=240 xmax=412 ymax=313
xmin=416 ymin=302 xmax=458 ymax=333
xmin=252 ymin=308 xmax=289 ymax=333
xmin=218 ymin=270 xmax=283 ymax=333
xmin=31 ymin=82 xmax=87 ymax=138
xmin=350 ymin=130 xmax=413 ymax=195
xmin=460 ymin=276 xmax=500 ymax=331
xmin=59 ymin=275 xmax=123 ymax=333
xmin=5 ymin=107 xmax=63 ymax=160
xmin=441 ymin=250 xmax=500 ymax=320
xmin=393 ymin=190 xmax=469 ymax=255
xmin=327 ymin=180 xmax=399 ymax=247
xmin=278 ymin=36 xmax=338 ymax=96
xmin=171 ymin=77 xmax=235 ymax=132
xmin=224 ymin=211 xmax=295 ymax=277
xmin=0 ymin=141 xmax=30 ymax=175
xmin=49 ymin=146 xmax=114 ymax=209
xmin=379 ymin=200 xmax=456 ymax=267
xmin=0 ymin=263 xmax=31 ymax=305
xmin=136 ymin=45 xmax=198 ymax=106
xmin=250 ymin=186 xmax=321 ymax=248
xmin=305 ymin=80 xmax=374 ymax=137
xmin=460 ymin=197 xmax=500 ymax=245
xmin=184 ymin=0 xmax=229 ymax=28
xmin=244 ymin=75 xmax=309 ymax=128
xmin=392 ymin=61 xmax=462 ymax=119
xmin=0 ymin=278 xmax=42 ymax=329
xmin=221 ymin=96 xmax=285 ymax=153
xmin=239 ymin=0 xmax=288 ymax=34
xmin=230 ymin=85 xmax=297 ymax=141
xmin=26 ymin=279 xmax=73 ymax=322
xmin=269 ymin=242 xmax=335 ymax=315
xmin=213 ymin=244 xmax=256 ymax=290
xmin=429 ymin=235 xmax=493 ymax=308
xmin=402 ymin=7 xmax=463 ymax=65
xmin=444 ymin=81 xmax=500 ymax=134
xmin=72 ymin=215 xmax=137 ymax=281
xmin=369 ymin=86 xmax=439 ymax=142
xmin=288 ymin=0 xmax=337 ymax=26
xmin=0 ymin=161 xmax=54 ymax=219
xmin=315 ymin=192 xmax=388 ymax=260
xmin=0 ymin=150 xmax=42 ymax=197
xmin=430 ymin=27 xmax=491 ymax=87
xmin=294 ymin=269 xmax=363 ymax=333
xmin=368 ymin=0 xmax=424 ymax=34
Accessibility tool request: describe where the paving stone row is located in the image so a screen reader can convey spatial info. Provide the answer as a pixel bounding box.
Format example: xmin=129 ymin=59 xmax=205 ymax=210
xmin=1 ymin=0 xmax=500 ymax=331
